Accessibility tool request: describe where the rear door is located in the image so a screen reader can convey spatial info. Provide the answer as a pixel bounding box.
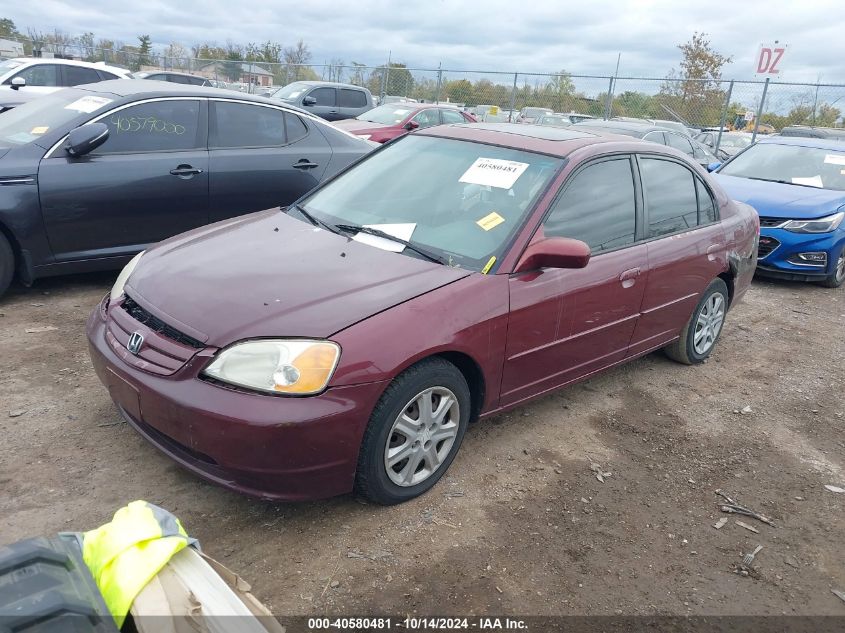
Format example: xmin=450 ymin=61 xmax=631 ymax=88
xmin=38 ymin=98 xmax=209 ymax=261
xmin=500 ymin=155 xmax=648 ymax=406
xmin=628 ymin=155 xmax=726 ymax=356
xmin=62 ymin=65 xmax=102 ymax=87
xmin=208 ymin=100 xmax=332 ymax=222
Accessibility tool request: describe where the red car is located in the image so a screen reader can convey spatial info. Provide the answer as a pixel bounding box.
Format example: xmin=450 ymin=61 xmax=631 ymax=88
xmin=87 ymin=123 xmax=758 ymax=505
xmin=333 ymin=103 xmax=476 ymax=143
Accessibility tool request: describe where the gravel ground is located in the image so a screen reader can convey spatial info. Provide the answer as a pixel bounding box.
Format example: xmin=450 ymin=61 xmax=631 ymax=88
xmin=1 ymin=272 xmax=843 ymax=616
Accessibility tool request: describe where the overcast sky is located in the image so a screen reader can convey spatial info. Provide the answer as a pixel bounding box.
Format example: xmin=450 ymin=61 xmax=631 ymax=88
xmin=5 ymin=1 xmax=845 ymax=82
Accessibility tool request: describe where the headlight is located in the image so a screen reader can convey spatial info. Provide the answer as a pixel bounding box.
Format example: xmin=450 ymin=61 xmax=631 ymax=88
xmin=782 ymin=211 xmax=844 ymax=234
xmin=355 ymin=134 xmax=371 ymax=140
xmin=109 ymin=251 xmax=144 ymax=304
xmin=203 ymin=339 xmax=341 ymax=395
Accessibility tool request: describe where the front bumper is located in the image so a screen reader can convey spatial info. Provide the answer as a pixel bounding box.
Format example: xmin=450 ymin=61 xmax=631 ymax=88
xmin=756 ymin=227 xmax=844 ymax=281
xmin=86 ymin=298 xmax=389 ymax=501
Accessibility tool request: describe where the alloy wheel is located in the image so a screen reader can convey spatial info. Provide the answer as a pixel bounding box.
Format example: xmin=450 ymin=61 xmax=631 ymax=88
xmin=693 ymin=293 xmax=725 ymax=356
xmin=384 ymin=386 xmax=460 ymax=487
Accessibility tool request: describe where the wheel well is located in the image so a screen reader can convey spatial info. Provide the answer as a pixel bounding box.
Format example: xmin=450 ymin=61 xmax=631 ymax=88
xmin=434 ymin=351 xmax=486 ymax=423
xmin=0 ymin=220 xmax=21 ymax=270
xmin=718 ymin=270 xmax=735 ymax=307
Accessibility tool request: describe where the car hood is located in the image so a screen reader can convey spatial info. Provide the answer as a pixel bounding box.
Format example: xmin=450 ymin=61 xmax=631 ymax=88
xmin=714 ymin=173 xmax=845 ymax=219
xmin=125 ymin=210 xmax=472 ymax=346
xmin=0 ymin=147 xmax=10 ymax=160
xmin=332 ymin=119 xmax=392 ymax=133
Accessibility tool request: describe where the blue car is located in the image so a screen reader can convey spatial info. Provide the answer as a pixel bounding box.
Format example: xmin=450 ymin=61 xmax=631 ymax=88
xmin=713 ymin=136 xmax=845 ymax=287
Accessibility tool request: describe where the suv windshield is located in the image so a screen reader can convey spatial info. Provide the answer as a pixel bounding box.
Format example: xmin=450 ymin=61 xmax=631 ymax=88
xmin=0 ymin=89 xmax=113 ymax=147
xmin=297 ymin=135 xmax=562 ymax=271
xmin=720 ymin=135 xmax=752 ymax=149
xmin=719 ymin=143 xmax=845 ymax=191
xmin=271 ymin=82 xmax=310 ymax=101
xmin=356 ymin=104 xmax=416 ymax=124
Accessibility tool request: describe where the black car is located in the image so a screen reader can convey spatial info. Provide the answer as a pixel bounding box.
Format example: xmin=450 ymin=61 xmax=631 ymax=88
xmin=572 ymin=119 xmax=719 ymax=168
xmin=0 ymin=80 xmax=374 ymax=297
xmin=132 ymin=71 xmax=212 ymax=87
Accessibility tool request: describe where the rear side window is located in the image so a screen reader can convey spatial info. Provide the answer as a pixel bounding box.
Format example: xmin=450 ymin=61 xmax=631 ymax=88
xmin=97 ymin=70 xmax=120 ymax=81
xmin=665 ymin=133 xmax=694 ymax=156
xmin=338 ymin=88 xmax=367 ymax=108
xmin=95 ymin=100 xmax=202 ymax=154
xmin=64 ymin=66 xmax=101 ymax=86
xmin=211 ymin=102 xmax=286 ymax=148
xmin=285 ymin=113 xmax=308 ymax=142
xmin=544 ymin=157 xmax=637 ymax=253
xmin=640 ymin=158 xmax=699 ymax=237
xmin=697 ymin=178 xmax=717 ymax=224
xmin=309 ymin=87 xmax=336 ymax=106
xmin=441 ymin=109 xmax=465 ymax=124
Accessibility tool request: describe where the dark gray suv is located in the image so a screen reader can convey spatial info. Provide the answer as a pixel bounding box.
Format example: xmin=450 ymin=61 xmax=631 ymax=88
xmin=269 ymin=81 xmax=374 ymax=121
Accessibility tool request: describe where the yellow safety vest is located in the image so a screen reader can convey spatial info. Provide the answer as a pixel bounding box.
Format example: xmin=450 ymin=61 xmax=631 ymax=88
xmin=83 ymin=500 xmax=195 ymax=628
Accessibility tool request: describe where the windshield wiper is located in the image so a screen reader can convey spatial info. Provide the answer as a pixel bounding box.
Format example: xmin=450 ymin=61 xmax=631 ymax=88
xmin=334 ymin=224 xmax=447 ymax=265
xmin=746 ymin=176 xmax=821 ymax=189
xmin=288 ymin=204 xmax=341 ymax=234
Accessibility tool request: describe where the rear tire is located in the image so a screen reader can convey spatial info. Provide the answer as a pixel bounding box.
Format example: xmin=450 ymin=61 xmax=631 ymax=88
xmin=0 ymin=232 xmax=14 ymax=300
xmin=665 ymin=278 xmax=729 ymax=365
xmin=354 ymin=358 xmax=470 ymax=505
xmin=818 ymin=248 xmax=845 ymax=288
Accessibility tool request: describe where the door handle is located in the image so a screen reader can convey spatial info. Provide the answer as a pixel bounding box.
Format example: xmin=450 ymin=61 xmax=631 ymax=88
xmin=169 ymin=165 xmax=203 ymax=178
xmin=293 ymin=159 xmax=319 ymax=170
xmin=619 ymin=267 xmax=641 ymax=288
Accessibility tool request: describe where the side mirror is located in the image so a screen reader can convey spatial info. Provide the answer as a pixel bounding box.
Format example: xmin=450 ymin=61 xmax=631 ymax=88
xmin=706 ymin=161 xmax=722 ymax=172
xmin=64 ymin=122 xmax=110 ymax=157
xmin=514 ymin=237 xmax=591 ymax=273
xmin=302 ymin=95 xmax=317 ymax=106
xmin=10 ymin=77 xmax=25 ymax=91
xmin=404 ymin=120 xmax=420 ymax=130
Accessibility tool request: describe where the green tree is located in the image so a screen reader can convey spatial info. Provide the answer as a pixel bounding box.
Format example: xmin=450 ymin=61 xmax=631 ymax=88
xmin=546 ymin=70 xmax=575 ymax=111
xmin=0 ymin=18 xmax=21 ymax=39
xmin=135 ymin=34 xmax=153 ymax=71
xmin=368 ymin=63 xmax=414 ymax=97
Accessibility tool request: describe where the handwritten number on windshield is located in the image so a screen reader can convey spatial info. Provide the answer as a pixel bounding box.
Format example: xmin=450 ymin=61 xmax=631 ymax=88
xmin=110 ymin=115 xmax=186 ymax=135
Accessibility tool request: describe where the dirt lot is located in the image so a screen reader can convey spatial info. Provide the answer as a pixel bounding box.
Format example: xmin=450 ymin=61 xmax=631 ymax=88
xmin=1 ymin=272 xmax=843 ymax=617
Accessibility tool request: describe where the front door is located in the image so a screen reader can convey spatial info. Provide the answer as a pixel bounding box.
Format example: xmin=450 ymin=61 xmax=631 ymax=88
xmin=38 ymin=98 xmax=209 ymax=262
xmin=207 ymin=101 xmax=332 ymax=222
xmin=500 ymin=155 xmax=648 ymax=406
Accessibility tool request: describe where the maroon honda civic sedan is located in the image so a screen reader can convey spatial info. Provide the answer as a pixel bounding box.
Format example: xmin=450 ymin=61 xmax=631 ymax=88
xmin=87 ymin=123 xmax=758 ymax=505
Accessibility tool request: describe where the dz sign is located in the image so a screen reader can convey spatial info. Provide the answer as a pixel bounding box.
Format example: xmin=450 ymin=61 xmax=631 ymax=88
xmin=756 ymin=43 xmax=787 ymax=75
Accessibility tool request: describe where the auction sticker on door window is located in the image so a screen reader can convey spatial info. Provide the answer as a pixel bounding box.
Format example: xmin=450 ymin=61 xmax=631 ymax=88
xmin=459 ymin=157 xmax=529 ymax=189
xmin=64 ymin=96 xmax=113 ymax=113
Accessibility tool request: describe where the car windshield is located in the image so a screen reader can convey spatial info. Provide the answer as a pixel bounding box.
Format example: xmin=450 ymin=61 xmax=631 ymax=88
xmin=720 ymin=135 xmax=753 ymax=148
xmin=297 ymin=135 xmax=562 ymax=271
xmin=0 ymin=59 xmax=23 ymax=75
xmin=272 ymin=83 xmax=310 ymax=100
xmin=0 ymin=89 xmax=113 ymax=147
xmin=523 ymin=108 xmax=551 ymax=117
xmin=719 ymin=143 xmax=845 ymax=191
xmin=538 ymin=116 xmax=571 ymax=127
xmin=356 ymin=104 xmax=415 ymax=124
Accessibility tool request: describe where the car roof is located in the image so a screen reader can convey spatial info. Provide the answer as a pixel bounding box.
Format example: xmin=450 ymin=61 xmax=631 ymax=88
xmin=286 ymin=80 xmax=370 ymax=91
xmin=419 ymin=122 xmax=647 ymax=157
xmin=572 ymin=120 xmax=668 ymax=136
xmin=757 ymin=135 xmax=845 ymax=151
xmin=75 ymin=79 xmax=280 ymax=101
xmin=137 ymin=71 xmax=206 ymax=79
xmin=11 ymin=57 xmax=127 ymax=72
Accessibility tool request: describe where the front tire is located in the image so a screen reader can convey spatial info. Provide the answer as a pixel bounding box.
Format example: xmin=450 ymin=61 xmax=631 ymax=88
xmin=0 ymin=232 xmax=14 ymax=300
xmin=818 ymin=248 xmax=845 ymax=288
xmin=354 ymin=358 xmax=470 ymax=505
xmin=665 ymin=278 xmax=729 ymax=365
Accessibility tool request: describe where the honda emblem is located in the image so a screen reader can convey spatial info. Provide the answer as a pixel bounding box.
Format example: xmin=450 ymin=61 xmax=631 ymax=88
xmin=127 ymin=331 xmax=144 ymax=355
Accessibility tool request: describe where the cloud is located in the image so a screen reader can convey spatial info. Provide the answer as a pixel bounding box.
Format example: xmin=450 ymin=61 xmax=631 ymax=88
xmin=6 ymin=0 xmax=845 ymax=83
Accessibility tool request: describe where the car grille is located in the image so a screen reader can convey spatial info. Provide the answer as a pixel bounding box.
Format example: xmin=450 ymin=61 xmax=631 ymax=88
xmin=758 ymin=236 xmax=780 ymax=259
xmin=105 ymin=295 xmax=206 ymax=376
xmin=122 ymin=297 xmax=204 ymax=348
xmin=759 ymin=217 xmax=786 ymax=228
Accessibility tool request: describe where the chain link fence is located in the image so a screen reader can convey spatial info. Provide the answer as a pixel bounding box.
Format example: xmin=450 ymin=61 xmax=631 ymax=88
xmin=5 ymin=36 xmax=845 ymax=141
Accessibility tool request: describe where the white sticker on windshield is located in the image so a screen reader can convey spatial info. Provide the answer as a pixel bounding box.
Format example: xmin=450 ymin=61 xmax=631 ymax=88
xmin=353 ymin=223 xmax=416 ymax=253
xmin=791 ymin=175 xmax=824 ymax=188
xmin=824 ymin=154 xmax=845 ymax=166
xmin=64 ymin=96 xmax=113 ymax=113
xmin=459 ymin=157 xmax=529 ymax=189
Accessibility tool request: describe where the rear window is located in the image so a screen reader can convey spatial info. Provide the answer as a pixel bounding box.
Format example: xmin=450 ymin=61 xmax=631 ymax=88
xmin=338 ymin=88 xmax=367 ymax=108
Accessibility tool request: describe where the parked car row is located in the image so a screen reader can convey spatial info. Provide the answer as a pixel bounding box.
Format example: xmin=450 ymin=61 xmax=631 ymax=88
xmin=2 ymin=72 xmax=842 ymax=508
